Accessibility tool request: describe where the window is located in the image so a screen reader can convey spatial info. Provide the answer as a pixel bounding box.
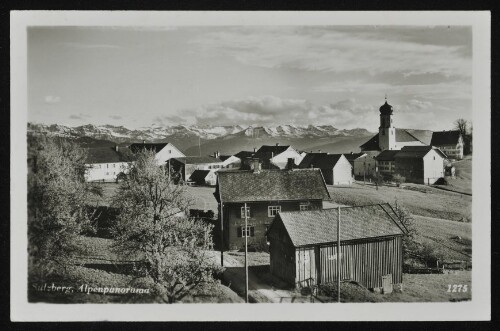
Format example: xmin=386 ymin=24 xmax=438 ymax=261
xmin=237 ymin=225 xmax=255 ymax=238
xmin=268 ymin=205 xmax=281 ymax=217
xmin=300 ymin=203 xmax=311 ymax=211
xmin=240 ymin=206 xmax=251 ymax=218
xmin=107 ymin=164 xmax=109 ymax=168
xmin=168 ymin=149 xmax=171 ymax=154
xmin=112 ymin=164 xmax=115 ymax=168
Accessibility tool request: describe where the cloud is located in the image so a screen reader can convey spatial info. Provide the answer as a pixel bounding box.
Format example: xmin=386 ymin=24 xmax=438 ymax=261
xmin=62 ymin=42 xmax=120 ymax=49
xmin=109 ymin=115 xmax=122 ymax=120
xmin=44 ymin=95 xmax=61 ymax=104
xmin=68 ymin=113 xmax=91 ymax=120
xmin=190 ymin=26 xmax=471 ymax=78
xmin=184 ymin=95 xmax=379 ymax=130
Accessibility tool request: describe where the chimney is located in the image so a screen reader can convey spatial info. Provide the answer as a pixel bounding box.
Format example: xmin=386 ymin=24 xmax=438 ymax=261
xmin=350 ymin=151 xmax=353 ymax=155
xmin=143 ymin=140 xmax=146 ymax=144
xmin=271 ymin=152 xmax=274 ymax=159
xmin=253 ymin=147 xmax=257 ymax=153
xmin=318 ymin=149 xmax=322 ymax=153
xmin=251 ymin=158 xmax=261 ymax=173
xmin=276 ymin=143 xmax=280 ymax=146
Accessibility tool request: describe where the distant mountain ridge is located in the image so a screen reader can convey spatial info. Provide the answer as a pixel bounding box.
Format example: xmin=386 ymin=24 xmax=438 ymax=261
xmin=28 ymin=123 xmax=374 ymax=155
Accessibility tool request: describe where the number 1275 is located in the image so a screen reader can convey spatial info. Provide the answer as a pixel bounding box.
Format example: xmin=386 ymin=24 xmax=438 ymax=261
xmin=447 ymin=284 xmax=468 ymax=292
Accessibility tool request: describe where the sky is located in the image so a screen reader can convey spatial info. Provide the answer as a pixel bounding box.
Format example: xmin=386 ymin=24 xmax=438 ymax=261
xmin=28 ymin=25 xmax=472 ymax=131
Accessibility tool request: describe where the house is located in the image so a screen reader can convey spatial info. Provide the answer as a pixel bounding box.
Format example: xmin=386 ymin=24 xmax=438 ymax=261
xmin=253 ymin=144 xmax=304 ymax=169
xmin=170 ymin=156 xmax=224 ymax=183
xmin=298 ymin=153 xmax=353 ymax=185
xmin=353 ymin=152 xmax=378 ymax=178
xmin=217 ymin=152 xmax=243 ymax=169
xmin=233 ymin=150 xmax=256 ymax=169
xmin=84 ymin=146 xmax=135 ymax=182
xmin=189 ymin=169 xmax=218 ymax=186
xmin=343 ymin=152 xmax=367 ymax=171
xmin=394 ymin=146 xmax=448 ymax=185
xmin=129 ymin=142 xmax=185 ymax=165
xmin=430 ymin=130 xmax=464 ymax=160
xmin=214 ymin=166 xmax=331 ymax=250
xmin=267 ymin=204 xmax=406 ymax=290
xmin=374 ymin=150 xmax=399 ymax=177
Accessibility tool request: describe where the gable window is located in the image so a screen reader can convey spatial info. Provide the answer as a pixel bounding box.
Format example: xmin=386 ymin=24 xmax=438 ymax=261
xmin=240 ymin=206 xmax=251 ymax=219
xmin=300 ymin=203 xmax=311 ymax=211
xmin=268 ymin=205 xmax=281 ymax=217
xmin=237 ymin=225 xmax=255 ymax=238
xmin=168 ymin=150 xmax=171 ymax=154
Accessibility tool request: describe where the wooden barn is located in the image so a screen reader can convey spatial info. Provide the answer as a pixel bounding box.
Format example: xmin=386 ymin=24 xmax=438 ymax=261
xmin=267 ymin=204 xmax=406 ymax=290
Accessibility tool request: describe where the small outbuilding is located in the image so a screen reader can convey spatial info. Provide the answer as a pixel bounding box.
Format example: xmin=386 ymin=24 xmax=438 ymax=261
xmin=267 ymin=204 xmax=406 ymax=290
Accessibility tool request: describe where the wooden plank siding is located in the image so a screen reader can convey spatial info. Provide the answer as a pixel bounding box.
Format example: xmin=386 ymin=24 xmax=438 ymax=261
xmin=292 ymin=236 xmax=403 ymax=289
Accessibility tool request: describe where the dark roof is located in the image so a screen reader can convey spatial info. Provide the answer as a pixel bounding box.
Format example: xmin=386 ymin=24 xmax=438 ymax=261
xmin=85 ymin=147 xmax=135 ymax=164
xmin=216 ymin=169 xmax=331 ymax=203
xmin=173 ymin=156 xmax=222 ymax=164
xmin=395 ymin=129 xmax=420 ymax=142
xmin=343 ymin=152 xmax=366 ymax=162
xmin=375 ymin=150 xmax=399 ymax=161
xmin=276 ymin=204 xmax=405 ymax=247
xmin=298 ymin=153 xmax=344 ymax=169
xmin=189 ymin=170 xmax=211 ymax=184
xmin=431 ymin=130 xmax=462 ymax=146
xmin=394 ymin=146 xmax=447 ymax=159
xmin=218 ymin=155 xmax=232 ymax=162
xmin=379 ymin=101 xmax=394 ymax=115
xmin=234 ymin=151 xmax=255 ymax=159
xmin=404 ymin=129 xmax=433 ymax=145
xmin=129 ymin=143 xmax=169 ymax=153
xmin=359 ymin=134 xmax=381 ymax=151
xmin=254 ymin=145 xmax=291 ymax=161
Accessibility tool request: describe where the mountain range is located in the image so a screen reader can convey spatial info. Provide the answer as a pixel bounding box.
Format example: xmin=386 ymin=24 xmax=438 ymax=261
xmin=27 ymin=123 xmax=374 ymax=155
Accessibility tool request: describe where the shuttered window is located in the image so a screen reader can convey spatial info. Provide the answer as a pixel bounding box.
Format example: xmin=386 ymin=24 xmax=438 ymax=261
xmin=240 ymin=206 xmax=251 ymax=218
xmin=237 ymin=226 xmax=255 ymax=238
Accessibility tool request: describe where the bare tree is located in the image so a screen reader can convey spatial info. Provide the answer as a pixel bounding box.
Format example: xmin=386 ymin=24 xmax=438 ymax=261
xmin=454 ymin=118 xmax=468 ymax=137
xmin=112 ymin=150 xmax=223 ymax=303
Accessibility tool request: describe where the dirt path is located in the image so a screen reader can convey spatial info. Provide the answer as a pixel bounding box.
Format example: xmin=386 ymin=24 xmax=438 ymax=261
xmin=208 ymin=251 xmax=314 ymax=303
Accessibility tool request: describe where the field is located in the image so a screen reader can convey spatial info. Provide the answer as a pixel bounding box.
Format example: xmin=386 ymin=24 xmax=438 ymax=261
xmin=327 ymin=182 xmax=471 ymax=222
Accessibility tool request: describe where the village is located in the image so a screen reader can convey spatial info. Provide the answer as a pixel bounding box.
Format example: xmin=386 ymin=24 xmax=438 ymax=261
xmin=51 ymin=98 xmax=473 ymax=304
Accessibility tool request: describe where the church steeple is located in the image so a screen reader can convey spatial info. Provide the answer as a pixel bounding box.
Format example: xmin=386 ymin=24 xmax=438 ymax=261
xmin=378 ymin=97 xmax=396 ymax=150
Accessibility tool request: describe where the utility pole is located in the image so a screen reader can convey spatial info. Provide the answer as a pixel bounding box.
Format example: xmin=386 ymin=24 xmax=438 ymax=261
xmin=198 ymin=136 xmax=201 ymax=156
xmin=337 ymin=206 xmax=341 ymax=303
xmin=363 ymin=160 xmax=366 ymax=185
xmin=244 ymin=202 xmax=249 ymax=303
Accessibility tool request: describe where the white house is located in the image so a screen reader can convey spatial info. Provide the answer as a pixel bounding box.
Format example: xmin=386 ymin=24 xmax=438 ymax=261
xmin=84 ymin=146 xmax=135 ymax=182
xmin=430 ymin=130 xmax=464 ymax=160
xmin=216 ymin=152 xmax=242 ymax=169
xmin=170 ymin=156 xmax=225 ymax=183
xmin=129 ymin=142 xmax=185 ymax=165
xmin=394 ymin=146 xmax=448 ymax=185
xmin=253 ymin=144 xmax=304 ymax=169
xmin=353 ymin=152 xmax=378 ymax=178
xmin=298 ymin=153 xmax=353 ymax=185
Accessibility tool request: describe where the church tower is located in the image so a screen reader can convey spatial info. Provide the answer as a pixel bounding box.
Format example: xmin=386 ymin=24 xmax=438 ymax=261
xmin=378 ymin=97 xmax=396 ymax=151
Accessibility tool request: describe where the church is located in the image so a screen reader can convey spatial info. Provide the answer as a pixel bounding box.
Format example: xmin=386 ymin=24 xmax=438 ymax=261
xmin=360 ymin=98 xmax=464 ymax=158
xmin=358 ymin=98 xmax=463 ymax=184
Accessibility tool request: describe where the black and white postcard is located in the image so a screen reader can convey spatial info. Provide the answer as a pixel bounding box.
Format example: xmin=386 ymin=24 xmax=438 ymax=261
xmin=10 ymin=11 xmax=491 ymax=321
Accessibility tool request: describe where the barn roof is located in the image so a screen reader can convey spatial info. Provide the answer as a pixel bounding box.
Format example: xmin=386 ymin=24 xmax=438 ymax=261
xmin=253 ymin=145 xmax=291 ymax=161
xmin=234 ymin=151 xmax=255 ymax=159
xmin=215 ymin=169 xmax=331 ymax=203
xmin=276 ymin=204 xmax=405 ymax=247
xmin=431 ymin=130 xmax=462 ymax=146
xmin=394 ymin=146 xmax=448 ymax=159
xmin=343 ymin=152 xmax=366 ymax=162
xmin=359 ymin=134 xmax=380 ymax=151
xmin=173 ymin=156 xmax=222 ymax=164
xmin=129 ymin=143 xmax=169 ymax=154
xmin=375 ymin=150 xmax=399 ymax=161
xmin=189 ymin=169 xmax=211 ymax=184
xmin=85 ymin=147 xmax=135 ymax=164
xmin=298 ymin=153 xmax=344 ymax=169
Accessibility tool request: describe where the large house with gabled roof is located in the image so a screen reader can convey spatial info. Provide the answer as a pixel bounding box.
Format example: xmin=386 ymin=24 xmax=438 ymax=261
xmin=214 ymin=167 xmax=331 ymax=250
xmin=84 ymin=146 xmax=135 ymax=182
xmin=253 ymin=144 xmax=304 ymax=169
xmin=298 ymin=153 xmax=353 ymax=185
xmin=129 ymin=142 xmax=185 ymax=165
